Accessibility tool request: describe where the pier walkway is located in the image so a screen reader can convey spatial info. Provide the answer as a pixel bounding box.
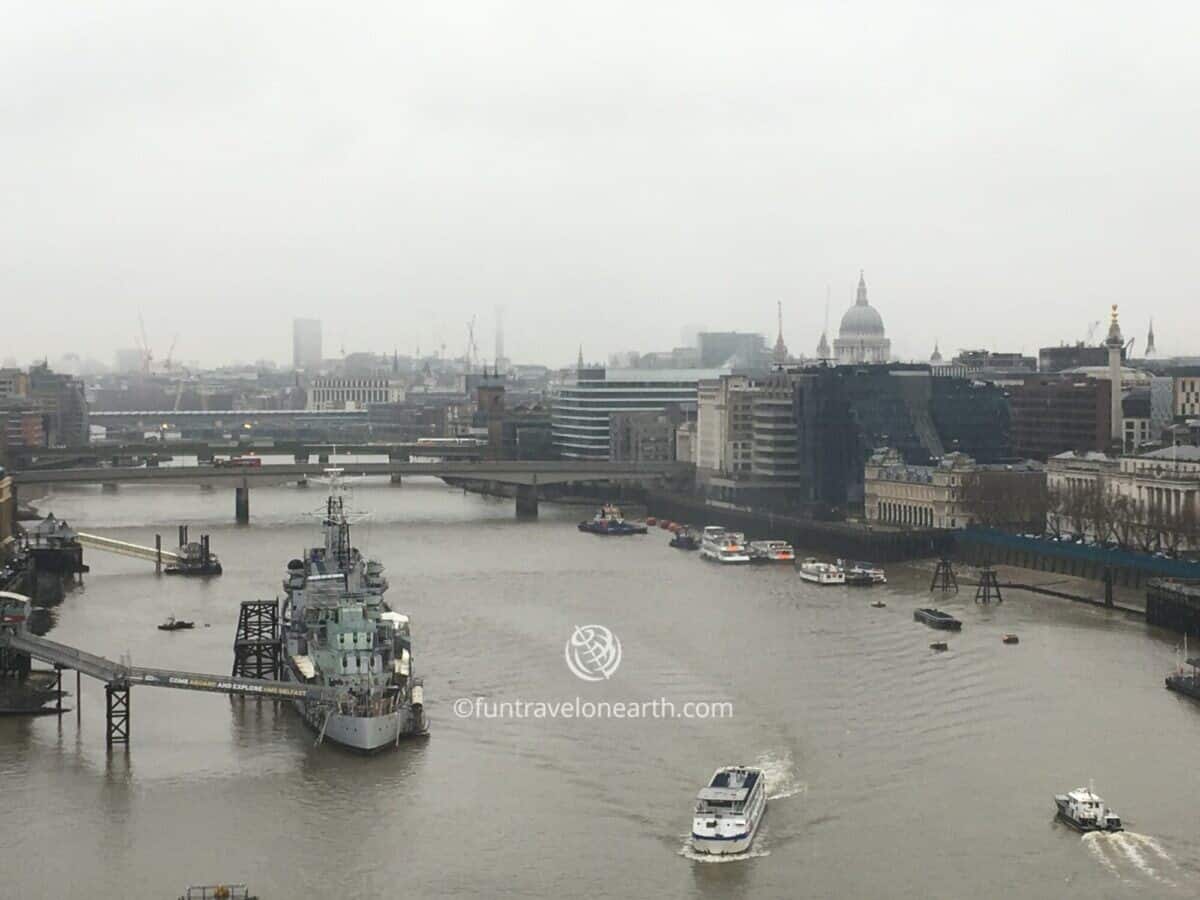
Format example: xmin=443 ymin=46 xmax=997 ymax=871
xmin=76 ymin=532 xmax=181 ymax=565
xmin=0 ymin=595 xmax=333 ymax=746
xmin=0 ymin=631 xmax=323 ymax=701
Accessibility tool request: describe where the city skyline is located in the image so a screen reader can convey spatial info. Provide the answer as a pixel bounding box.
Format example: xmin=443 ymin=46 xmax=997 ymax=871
xmin=5 ymin=283 xmax=1177 ymax=374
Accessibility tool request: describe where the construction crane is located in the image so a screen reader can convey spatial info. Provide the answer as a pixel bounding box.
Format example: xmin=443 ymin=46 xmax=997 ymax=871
xmin=163 ymin=334 xmax=179 ymax=372
xmin=1085 ymin=320 xmax=1101 ymax=344
xmin=136 ymin=312 xmax=154 ymax=374
xmin=465 ymin=316 xmax=478 ymax=368
xmin=133 ymin=316 xmax=181 ymax=374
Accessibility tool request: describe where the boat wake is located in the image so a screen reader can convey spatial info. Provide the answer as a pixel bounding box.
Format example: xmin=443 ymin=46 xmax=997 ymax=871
xmin=1082 ymin=832 xmax=1179 ymax=888
xmin=678 ymin=834 xmax=770 ymax=863
xmin=756 ymin=750 xmax=807 ymax=801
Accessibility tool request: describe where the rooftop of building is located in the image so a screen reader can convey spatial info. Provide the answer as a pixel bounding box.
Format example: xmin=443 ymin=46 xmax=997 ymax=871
xmin=1139 ymin=445 xmax=1200 ymax=461
xmin=575 ymin=367 xmax=733 ymax=384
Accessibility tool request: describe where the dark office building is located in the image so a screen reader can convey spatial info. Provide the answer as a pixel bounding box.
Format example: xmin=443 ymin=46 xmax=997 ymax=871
xmin=952 ymin=350 xmax=1037 ymax=373
xmin=28 ymin=363 xmax=89 ymax=446
xmin=697 ymin=332 xmax=769 ymax=368
xmin=1039 ymin=343 xmax=1124 ymax=372
xmin=787 ymin=365 xmax=1012 ymax=516
xmin=1007 ymin=374 xmax=1111 ymax=460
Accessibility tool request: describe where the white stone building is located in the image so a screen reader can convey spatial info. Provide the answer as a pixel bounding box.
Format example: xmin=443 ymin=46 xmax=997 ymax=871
xmin=833 ymin=272 xmax=890 ymax=365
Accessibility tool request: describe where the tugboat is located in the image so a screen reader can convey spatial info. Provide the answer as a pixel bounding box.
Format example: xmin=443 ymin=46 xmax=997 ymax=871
xmin=913 ymin=608 xmax=962 ymax=630
xmin=669 ymin=530 xmax=700 ymax=551
xmin=1165 ymin=635 xmax=1200 ymax=701
xmin=690 ymin=765 xmax=767 ymax=855
xmin=798 ymin=558 xmax=845 ymax=585
xmin=577 ymin=504 xmax=648 ymax=536
xmin=158 ymin=615 xmax=195 ymax=631
xmin=1054 ymin=784 xmax=1123 ymax=832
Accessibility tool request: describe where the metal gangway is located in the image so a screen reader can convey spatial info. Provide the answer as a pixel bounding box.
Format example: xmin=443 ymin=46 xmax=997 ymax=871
xmin=77 ymin=531 xmax=180 ymax=565
xmin=0 ymin=592 xmax=335 ymax=746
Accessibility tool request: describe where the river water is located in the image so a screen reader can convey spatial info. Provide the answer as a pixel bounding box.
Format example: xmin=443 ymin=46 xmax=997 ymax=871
xmin=2 ymin=475 xmax=1199 ymax=899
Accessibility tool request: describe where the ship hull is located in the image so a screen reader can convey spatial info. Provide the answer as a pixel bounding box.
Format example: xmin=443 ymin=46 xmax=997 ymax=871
xmin=691 ymin=802 xmax=767 ymax=855
xmin=292 ymin=697 xmax=427 ymax=752
xmin=281 ymin=662 xmax=426 ymax=752
xmin=1054 ymin=798 xmax=1122 ymax=833
xmin=1166 ymin=674 xmax=1200 ymax=701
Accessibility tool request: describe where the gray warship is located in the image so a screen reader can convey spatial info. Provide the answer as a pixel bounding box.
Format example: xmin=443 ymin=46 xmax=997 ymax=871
xmin=280 ymin=469 xmax=426 ymax=750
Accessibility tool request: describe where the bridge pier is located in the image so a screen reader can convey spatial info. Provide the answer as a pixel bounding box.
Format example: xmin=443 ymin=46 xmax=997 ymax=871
xmin=318 ymin=453 xmax=330 ymax=464
xmin=389 ymin=451 xmax=408 ymax=485
xmin=105 ymin=682 xmax=130 ymax=747
xmin=515 ymin=484 xmax=539 ymax=519
xmin=294 ymin=454 xmax=310 ymax=486
xmin=235 ymin=484 xmax=251 ymax=525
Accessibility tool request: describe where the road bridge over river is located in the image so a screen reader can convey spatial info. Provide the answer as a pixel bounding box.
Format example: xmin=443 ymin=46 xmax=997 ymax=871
xmin=14 ymin=439 xmax=487 ymax=465
xmin=11 ymin=461 xmax=692 ymax=521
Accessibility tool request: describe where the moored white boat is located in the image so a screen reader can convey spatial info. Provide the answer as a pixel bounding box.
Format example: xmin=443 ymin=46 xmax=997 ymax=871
xmin=749 ymin=540 xmax=795 ymax=563
xmin=691 ymin=765 xmax=767 ymax=855
xmin=838 ymin=559 xmax=886 ymax=584
xmin=700 ymin=529 xmax=750 ymax=564
xmin=798 ymin=558 xmax=845 ymax=585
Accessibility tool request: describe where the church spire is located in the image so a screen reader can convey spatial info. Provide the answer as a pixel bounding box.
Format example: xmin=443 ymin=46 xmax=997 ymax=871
xmin=856 ymin=270 xmax=868 ymax=306
xmin=773 ymin=300 xmax=789 ymax=364
xmin=1146 ymin=317 xmax=1156 ymax=356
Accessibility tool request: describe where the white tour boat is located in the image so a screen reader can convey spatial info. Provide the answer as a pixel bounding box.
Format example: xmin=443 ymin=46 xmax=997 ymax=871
xmin=838 ymin=559 xmax=887 ymax=584
xmin=749 ymin=540 xmax=795 ymax=563
xmin=691 ymin=765 xmax=768 ymax=855
xmin=700 ymin=528 xmax=751 ymax=564
xmin=798 ymin=558 xmax=845 ymax=585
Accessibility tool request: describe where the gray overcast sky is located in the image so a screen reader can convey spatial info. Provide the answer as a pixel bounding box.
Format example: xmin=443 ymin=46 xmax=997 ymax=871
xmin=4 ymin=1 xmax=1197 ymax=368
